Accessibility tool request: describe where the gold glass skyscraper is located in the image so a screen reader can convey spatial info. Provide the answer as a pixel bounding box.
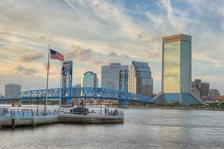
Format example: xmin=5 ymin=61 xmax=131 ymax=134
xmin=156 ymin=34 xmax=202 ymax=104
xmin=163 ymin=34 xmax=191 ymax=94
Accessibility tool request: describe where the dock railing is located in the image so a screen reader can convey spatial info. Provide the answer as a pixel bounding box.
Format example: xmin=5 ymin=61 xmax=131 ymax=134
xmin=0 ymin=107 xmax=60 ymax=118
xmin=0 ymin=107 xmax=124 ymax=118
xmin=61 ymin=108 xmax=124 ymax=117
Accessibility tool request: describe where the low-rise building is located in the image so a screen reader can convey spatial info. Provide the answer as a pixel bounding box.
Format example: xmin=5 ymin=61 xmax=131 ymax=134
xmin=202 ymin=89 xmax=220 ymax=102
xmin=192 ymin=79 xmax=209 ymax=99
xmin=215 ymin=96 xmax=224 ymax=102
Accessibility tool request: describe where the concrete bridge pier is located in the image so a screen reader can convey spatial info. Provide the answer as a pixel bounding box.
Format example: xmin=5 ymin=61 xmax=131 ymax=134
xmin=67 ymin=97 xmax=73 ymax=105
xmin=123 ymin=99 xmax=128 ymax=107
xmin=11 ymin=119 xmax=15 ymax=129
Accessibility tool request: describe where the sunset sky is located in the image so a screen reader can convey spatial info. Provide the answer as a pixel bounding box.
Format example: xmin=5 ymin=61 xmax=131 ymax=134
xmin=0 ymin=0 xmax=223 ymax=95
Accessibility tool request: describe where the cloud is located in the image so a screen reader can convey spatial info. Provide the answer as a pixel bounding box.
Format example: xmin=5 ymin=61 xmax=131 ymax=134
xmin=159 ymin=0 xmax=173 ymax=18
xmin=92 ymin=60 xmax=103 ymax=65
xmin=137 ymin=32 xmax=148 ymax=40
xmin=15 ymin=66 xmax=37 ymax=76
xmin=108 ymin=52 xmax=130 ymax=62
xmin=148 ymin=52 xmax=160 ymax=60
xmin=17 ymin=50 xmax=43 ymax=62
xmin=65 ymin=44 xmax=133 ymax=65
xmin=108 ymin=52 xmax=118 ymax=57
xmin=65 ymin=44 xmax=94 ymax=61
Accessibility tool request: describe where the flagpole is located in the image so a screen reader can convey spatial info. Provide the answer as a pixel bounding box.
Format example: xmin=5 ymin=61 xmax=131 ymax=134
xmin=45 ymin=44 xmax=50 ymax=114
xmin=59 ymin=61 xmax=63 ymax=108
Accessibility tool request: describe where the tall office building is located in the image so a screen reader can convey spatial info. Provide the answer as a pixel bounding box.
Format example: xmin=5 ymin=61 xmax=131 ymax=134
xmin=101 ymin=63 xmax=128 ymax=90
xmin=81 ymin=71 xmax=98 ymax=88
xmin=5 ymin=83 xmax=21 ymax=98
xmin=81 ymin=71 xmax=98 ymax=97
xmin=128 ymin=61 xmax=153 ymax=97
xmin=156 ymin=34 xmax=201 ymax=104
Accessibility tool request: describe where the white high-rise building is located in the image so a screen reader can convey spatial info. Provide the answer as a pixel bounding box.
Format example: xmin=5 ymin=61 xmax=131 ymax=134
xmin=101 ymin=63 xmax=128 ymax=90
xmin=81 ymin=71 xmax=98 ymax=96
xmin=5 ymin=83 xmax=21 ymax=98
xmin=81 ymin=71 xmax=98 ymax=88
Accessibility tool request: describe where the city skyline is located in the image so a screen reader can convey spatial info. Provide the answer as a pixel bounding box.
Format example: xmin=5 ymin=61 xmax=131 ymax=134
xmin=0 ymin=0 xmax=223 ymax=95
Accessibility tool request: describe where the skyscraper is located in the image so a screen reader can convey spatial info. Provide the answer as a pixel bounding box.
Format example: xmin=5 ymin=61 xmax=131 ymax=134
xmin=81 ymin=71 xmax=98 ymax=88
xmin=156 ymin=34 xmax=202 ymax=104
xmin=128 ymin=61 xmax=153 ymax=97
xmin=5 ymin=83 xmax=21 ymax=98
xmin=101 ymin=63 xmax=128 ymax=90
xmin=81 ymin=71 xmax=98 ymax=97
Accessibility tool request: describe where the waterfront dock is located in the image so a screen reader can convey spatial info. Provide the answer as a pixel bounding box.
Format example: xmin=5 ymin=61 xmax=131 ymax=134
xmin=0 ymin=108 xmax=59 ymax=128
xmin=59 ymin=113 xmax=124 ymax=123
xmin=0 ymin=107 xmax=124 ymax=128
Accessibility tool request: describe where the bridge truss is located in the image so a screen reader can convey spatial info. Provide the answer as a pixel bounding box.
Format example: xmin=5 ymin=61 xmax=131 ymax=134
xmin=0 ymin=87 xmax=155 ymax=106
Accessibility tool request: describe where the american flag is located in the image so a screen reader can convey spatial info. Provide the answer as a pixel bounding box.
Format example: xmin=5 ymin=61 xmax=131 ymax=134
xmin=50 ymin=49 xmax=64 ymax=61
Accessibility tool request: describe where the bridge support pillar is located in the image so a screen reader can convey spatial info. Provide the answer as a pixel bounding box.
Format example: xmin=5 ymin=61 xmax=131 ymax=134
xmin=124 ymin=99 xmax=128 ymax=107
xmin=67 ymin=98 xmax=72 ymax=105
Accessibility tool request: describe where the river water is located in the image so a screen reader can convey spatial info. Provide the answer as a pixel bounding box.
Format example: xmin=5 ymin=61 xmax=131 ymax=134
xmin=1 ymin=108 xmax=224 ymax=149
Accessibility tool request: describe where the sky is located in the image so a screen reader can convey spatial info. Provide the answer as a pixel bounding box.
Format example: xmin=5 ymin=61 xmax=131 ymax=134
xmin=0 ymin=0 xmax=223 ymax=95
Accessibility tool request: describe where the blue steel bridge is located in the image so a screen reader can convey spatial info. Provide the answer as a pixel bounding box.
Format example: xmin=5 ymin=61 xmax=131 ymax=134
xmin=0 ymin=87 xmax=154 ymax=107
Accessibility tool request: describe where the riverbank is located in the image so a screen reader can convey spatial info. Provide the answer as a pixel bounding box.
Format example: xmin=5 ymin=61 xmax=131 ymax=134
xmin=123 ymin=105 xmax=224 ymax=111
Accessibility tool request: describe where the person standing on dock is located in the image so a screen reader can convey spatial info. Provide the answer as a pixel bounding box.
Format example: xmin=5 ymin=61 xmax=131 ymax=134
xmin=105 ymin=108 xmax=107 ymax=115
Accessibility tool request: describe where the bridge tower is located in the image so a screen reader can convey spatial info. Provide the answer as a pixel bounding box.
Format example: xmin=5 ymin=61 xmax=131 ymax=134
xmin=61 ymin=60 xmax=73 ymax=105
